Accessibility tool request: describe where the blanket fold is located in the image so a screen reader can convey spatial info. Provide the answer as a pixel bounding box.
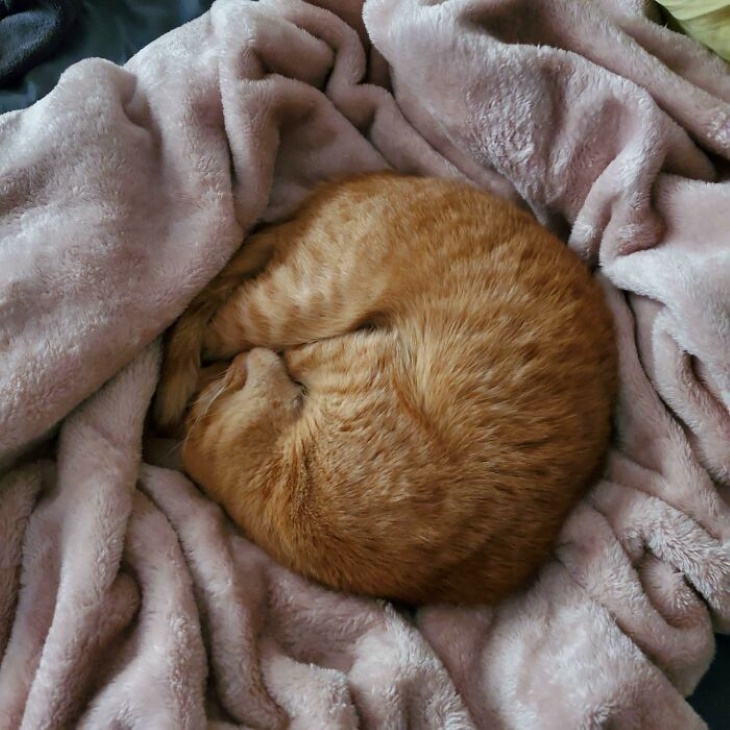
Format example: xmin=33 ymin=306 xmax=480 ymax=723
xmin=0 ymin=0 xmax=728 ymax=727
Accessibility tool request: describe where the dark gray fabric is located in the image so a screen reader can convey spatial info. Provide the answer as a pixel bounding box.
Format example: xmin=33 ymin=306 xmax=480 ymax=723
xmin=689 ymin=634 xmax=730 ymax=730
xmin=0 ymin=0 xmax=214 ymax=112
xmin=0 ymin=0 xmax=82 ymax=84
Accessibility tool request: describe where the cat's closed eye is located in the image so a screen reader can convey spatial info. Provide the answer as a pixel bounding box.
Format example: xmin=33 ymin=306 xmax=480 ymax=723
xmin=355 ymin=321 xmax=378 ymax=333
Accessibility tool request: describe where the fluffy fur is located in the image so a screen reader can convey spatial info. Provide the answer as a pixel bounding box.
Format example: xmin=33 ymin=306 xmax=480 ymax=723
xmin=154 ymin=173 xmax=617 ymax=606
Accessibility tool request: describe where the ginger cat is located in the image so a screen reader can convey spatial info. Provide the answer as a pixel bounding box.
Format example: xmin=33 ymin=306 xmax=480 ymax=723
xmin=154 ymin=172 xmax=617 ymax=606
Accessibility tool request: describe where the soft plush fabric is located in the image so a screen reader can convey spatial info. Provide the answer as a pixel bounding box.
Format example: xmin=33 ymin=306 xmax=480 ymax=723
xmin=0 ymin=0 xmax=82 ymax=85
xmin=0 ymin=0 xmax=728 ymax=727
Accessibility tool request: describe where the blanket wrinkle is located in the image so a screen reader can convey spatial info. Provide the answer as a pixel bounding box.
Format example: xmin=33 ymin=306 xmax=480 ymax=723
xmin=0 ymin=344 xmax=159 ymax=729
xmin=0 ymin=465 xmax=42 ymax=665
xmin=139 ymin=465 xmax=287 ymax=730
xmin=0 ymin=0 xmax=729 ymax=727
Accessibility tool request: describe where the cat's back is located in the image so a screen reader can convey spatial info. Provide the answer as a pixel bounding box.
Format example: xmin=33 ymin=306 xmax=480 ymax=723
xmin=210 ymin=172 xmax=618 ymax=606
xmin=379 ymin=176 xmax=617 ymax=487
xmin=300 ymin=170 xmax=617 ymax=498
xmin=299 ymin=172 xmax=580 ymax=300
xmin=322 ymin=174 xmax=616 ymax=437
xmin=301 ymin=174 xmax=618 ymax=604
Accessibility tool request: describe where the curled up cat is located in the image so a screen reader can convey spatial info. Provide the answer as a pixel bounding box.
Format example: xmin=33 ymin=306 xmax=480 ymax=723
xmin=153 ymin=172 xmax=618 ymax=606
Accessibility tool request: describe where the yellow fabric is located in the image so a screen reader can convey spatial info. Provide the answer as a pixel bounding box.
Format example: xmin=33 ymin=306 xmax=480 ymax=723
xmin=655 ymin=0 xmax=730 ymax=61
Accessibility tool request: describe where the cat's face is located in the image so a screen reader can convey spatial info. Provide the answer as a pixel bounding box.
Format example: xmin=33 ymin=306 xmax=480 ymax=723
xmin=183 ymin=349 xmax=303 ymax=479
xmin=181 ymin=332 xmax=394 ymax=494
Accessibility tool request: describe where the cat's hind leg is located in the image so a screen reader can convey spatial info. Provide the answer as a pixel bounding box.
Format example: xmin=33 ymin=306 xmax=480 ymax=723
xmin=201 ymin=224 xmax=394 ymax=360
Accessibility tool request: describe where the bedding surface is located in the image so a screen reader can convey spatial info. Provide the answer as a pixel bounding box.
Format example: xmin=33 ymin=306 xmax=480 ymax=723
xmin=0 ymin=0 xmax=729 ymax=727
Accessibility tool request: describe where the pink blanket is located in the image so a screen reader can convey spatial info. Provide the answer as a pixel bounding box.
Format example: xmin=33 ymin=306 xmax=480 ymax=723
xmin=1 ymin=0 xmax=729 ymax=727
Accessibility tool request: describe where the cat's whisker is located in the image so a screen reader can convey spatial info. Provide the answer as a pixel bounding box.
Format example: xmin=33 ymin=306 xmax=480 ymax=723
xmin=165 ymin=440 xmax=183 ymax=458
xmin=188 ymin=378 xmax=230 ymax=431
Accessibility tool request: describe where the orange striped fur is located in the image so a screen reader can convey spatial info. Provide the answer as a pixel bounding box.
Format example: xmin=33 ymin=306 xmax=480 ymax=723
xmin=154 ymin=173 xmax=617 ymax=605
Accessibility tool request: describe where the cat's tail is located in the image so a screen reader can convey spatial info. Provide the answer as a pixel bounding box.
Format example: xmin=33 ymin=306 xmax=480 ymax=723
xmin=153 ymin=234 xmax=274 ymax=433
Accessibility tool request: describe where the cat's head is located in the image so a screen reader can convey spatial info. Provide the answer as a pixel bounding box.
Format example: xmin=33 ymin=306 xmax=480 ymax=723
xmin=182 ymin=348 xmax=303 ymax=483
xmin=179 ymin=330 xmax=418 ymax=497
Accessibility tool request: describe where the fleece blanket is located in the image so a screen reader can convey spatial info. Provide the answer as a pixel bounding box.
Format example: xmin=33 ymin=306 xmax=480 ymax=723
xmin=1 ymin=0 xmax=729 ymax=727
